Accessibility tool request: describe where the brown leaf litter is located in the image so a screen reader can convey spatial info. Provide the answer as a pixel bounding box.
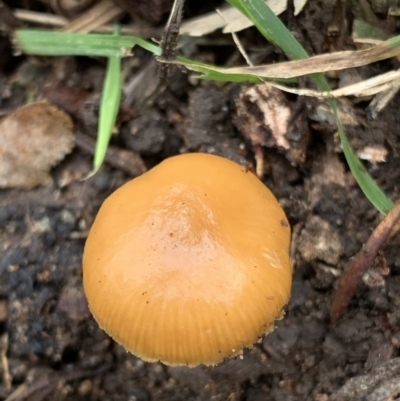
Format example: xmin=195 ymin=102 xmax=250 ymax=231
xmin=0 ymin=101 xmax=74 ymax=189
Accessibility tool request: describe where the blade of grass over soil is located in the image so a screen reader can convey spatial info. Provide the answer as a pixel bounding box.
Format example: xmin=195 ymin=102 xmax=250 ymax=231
xmin=15 ymin=29 xmax=277 ymax=83
xmin=15 ymin=29 xmax=162 ymax=57
xmin=16 ymin=29 xmax=400 ymax=81
xmin=227 ymin=0 xmax=309 ymax=60
xmin=15 ymin=29 xmax=264 ymax=84
xmin=87 ymin=27 xmax=122 ymax=178
xmin=226 ymin=0 xmax=394 ymax=214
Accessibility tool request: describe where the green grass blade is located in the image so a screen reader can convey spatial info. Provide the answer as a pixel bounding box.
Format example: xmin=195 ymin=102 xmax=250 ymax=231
xmin=175 ymin=57 xmax=264 ymax=82
xmin=86 ymin=33 xmax=122 ymax=177
xmin=335 ymin=112 xmax=394 ymax=213
xmin=227 ymin=0 xmax=308 ymax=60
xmin=91 ymin=54 xmax=121 ymax=176
xmin=174 ymin=55 xmax=302 ymax=82
xmin=15 ymin=29 xmax=161 ymax=57
xmin=227 ymin=0 xmax=394 ymax=214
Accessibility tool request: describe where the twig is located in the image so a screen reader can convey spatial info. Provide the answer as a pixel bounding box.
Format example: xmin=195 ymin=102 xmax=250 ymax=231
xmin=330 ymin=200 xmax=400 ymax=322
xmin=215 ymin=8 xmax=253 ymax=67
xmin=141 ymin=0 xmax=185 ymax=108
xmin=159 ymin=0 xmax=185 ymax=63
xmin=157 ymin=0 xmax=185 ymax=89
xmin=75 ymin=132 xmax=146 ymax=177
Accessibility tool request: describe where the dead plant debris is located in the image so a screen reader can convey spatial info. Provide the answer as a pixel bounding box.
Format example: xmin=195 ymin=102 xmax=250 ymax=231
xmin=0 ymin=101 xmax=74 ymax=189
xmin=233 ymin=84 xmax=309 ymax=171
xmin=330 ymin=200 xmax=400 ymax=322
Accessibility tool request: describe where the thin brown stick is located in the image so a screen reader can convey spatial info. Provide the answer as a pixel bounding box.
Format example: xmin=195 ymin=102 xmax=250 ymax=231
xmin=330 ymin=200 xmax=400 ymax=322
xmin=75 ymin=132 xmax=146 ymax=177
xmin=159 ymin=0 xmax=185 ymax=62
xmin=142 ymin=0 xmax=185 ymax=108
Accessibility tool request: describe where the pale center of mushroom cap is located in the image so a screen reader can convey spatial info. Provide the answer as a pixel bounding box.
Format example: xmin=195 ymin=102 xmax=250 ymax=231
xmin=151 ymin=184 xmax=217 ymax=247
xmin=106 ymin=183 xmax=250 ymax=305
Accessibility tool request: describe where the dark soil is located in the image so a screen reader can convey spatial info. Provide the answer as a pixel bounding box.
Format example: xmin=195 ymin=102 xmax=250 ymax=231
xmin=1 ymin=1 xmax=400 ymax=401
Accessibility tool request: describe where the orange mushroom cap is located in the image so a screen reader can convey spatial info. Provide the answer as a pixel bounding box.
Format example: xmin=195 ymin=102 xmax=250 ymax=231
xmin=83 ymin=153 xmax=292 ymax=366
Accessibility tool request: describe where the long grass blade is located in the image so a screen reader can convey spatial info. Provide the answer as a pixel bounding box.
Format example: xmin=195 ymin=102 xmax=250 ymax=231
xmin=15 ymin=29 xmax=161 ymax=57
xmin=86 ymin=29 xmax=122 ymax=177
xmin=226 ymin=0 xmax=394 ymax=214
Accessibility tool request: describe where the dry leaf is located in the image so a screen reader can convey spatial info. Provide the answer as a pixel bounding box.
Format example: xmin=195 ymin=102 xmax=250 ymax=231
xmin=0 ymin=101 xmax=75 ymax=189
xmin=235 ymin=85 xmax=292 ymax=149
xmin=180 ymin=0 xmax=308 ymax=37
xmin=357 ymin=145 xmax=388 ymax=163
xmin=233 ymin=84 xmax=309 ymax=165
xmin=265 ymin=69 xmax=400 ymax=99
xmin=220 ymin=40 xmax=400 ymax=79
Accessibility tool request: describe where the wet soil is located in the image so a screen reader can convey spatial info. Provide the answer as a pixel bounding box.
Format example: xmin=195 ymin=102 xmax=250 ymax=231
xmin=1 ymin=1 xmax=400 ymax=401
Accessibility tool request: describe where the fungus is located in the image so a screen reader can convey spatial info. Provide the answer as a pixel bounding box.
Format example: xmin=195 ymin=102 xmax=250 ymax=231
xmin=83 ymin=153 xmax=292 ymax=366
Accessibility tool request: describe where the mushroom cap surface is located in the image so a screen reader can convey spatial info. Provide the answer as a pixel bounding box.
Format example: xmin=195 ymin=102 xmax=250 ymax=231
xmin=83 ymin=153 xmax=291 ymax=366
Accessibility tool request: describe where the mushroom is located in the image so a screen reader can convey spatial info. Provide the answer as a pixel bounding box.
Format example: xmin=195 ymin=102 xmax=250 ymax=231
xmin=83 ymin=152 xmax=292 ymax=366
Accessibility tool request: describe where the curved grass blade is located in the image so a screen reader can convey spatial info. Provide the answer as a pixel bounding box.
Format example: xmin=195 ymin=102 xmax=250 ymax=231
xmin=86 ymin=29 xmax=122 ymax=178
xmin=227 ymin=0 xmax=394 ymax=214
